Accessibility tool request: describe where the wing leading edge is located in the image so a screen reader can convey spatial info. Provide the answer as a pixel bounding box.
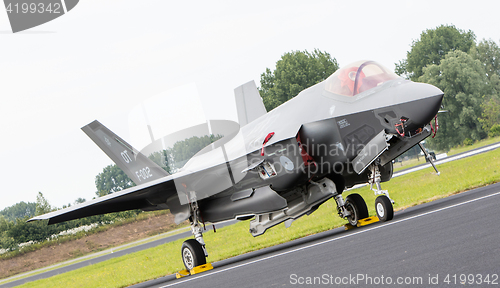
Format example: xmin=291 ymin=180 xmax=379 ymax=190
xmin=28 ymin=175 xmax=179 ymax=224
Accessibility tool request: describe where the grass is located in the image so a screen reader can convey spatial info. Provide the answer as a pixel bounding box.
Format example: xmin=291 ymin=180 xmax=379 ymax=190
xmin=446 ymin=135 xmax=500 ymax=157
xmin=13 ymin=148 xmax=500 ymax=288
xmin=393 ymin=136 xmax=500 ymax=172
xmin=393 ymin=157 xmax=426 ymax=172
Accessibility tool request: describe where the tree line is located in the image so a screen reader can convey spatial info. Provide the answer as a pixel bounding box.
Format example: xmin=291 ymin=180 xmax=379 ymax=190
xmin=0 ymin=192 xmax=140 ymax=252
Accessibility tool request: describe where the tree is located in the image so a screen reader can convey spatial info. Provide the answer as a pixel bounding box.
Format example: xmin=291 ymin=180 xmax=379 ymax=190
xmin=259 ymin=49 xmax=339 ymax=111
xmin=419 ymin=50 xmax=487 ymax=150
xmin=149 ymin=149 xmax=171 ymax=174
xmin=149 ymin=134 xmax=224 ymax=173
xmin=74 ymin=198 xmax=86 ymax=205
xmin=0 ymin=215 xmax=16 ymax=251
xmin=169 ymin=135 xmax=222 ymax=168
xmin=7 ymin=218 xmax=59 ymax=244
xmin=35 ymin=192 xmax=52 ymax=216
xmin=0 ymin=201 xmax=36 ymax=222
xmin=397 ymin=25 xmax=476 ymax=81
xmin=469 ymin=39 xmax=500 ymax=137
xmin=479 ymin=95 xmax=500 ymax=133
xmin=470 ymin=39 xmax=500 ymax=80
xmin=95 ymin=164 xmax=135 ymax=197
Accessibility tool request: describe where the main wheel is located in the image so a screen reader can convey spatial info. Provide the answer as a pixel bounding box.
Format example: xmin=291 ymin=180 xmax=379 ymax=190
xmin=345 ymin=193 xmax=369 ymax=226
xmin=375 ymin=195 xmax=394 ymax=221
xmin=181 ymin=239 xmax=206 ymax=270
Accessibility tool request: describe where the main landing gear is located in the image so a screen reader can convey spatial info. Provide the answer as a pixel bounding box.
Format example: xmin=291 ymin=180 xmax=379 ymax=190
xmin=343 ymin=193 xmax=369 ymax=226
xmin=332 ymin=186 xmax=368 ymax=227
xmin=181 ymin=193 xmax=208 ymax=270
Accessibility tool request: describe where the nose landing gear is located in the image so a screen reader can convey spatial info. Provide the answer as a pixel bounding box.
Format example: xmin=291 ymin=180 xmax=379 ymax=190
xmin=369 ymin=163 xmax=394 ymax=221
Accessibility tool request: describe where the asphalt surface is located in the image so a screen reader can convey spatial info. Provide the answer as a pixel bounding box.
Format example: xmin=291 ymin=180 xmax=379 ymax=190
xmin=135 ymin=182 xmax=500 ymax=288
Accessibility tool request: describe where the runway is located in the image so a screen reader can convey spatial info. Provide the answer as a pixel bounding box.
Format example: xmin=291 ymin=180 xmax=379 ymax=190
xmin=135 ymin=182 xmax=500 ymax=288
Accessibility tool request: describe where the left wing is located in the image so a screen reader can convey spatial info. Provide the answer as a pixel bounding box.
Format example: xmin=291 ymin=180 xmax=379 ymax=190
xmin=27 ymin=175 xmax=184 ymax=224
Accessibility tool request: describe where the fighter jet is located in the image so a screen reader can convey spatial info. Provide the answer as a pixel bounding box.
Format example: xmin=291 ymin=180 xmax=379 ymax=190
xmin=29 ymin=60 xmax=444 ymax=270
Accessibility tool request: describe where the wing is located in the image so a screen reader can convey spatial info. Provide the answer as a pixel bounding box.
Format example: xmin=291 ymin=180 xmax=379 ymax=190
xmin=27 ymin=175 xmax=187 ymax=224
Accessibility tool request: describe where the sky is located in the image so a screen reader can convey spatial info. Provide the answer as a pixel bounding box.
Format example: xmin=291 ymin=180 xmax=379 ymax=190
xmin=1 ymin=0 xmax=499 ymax=210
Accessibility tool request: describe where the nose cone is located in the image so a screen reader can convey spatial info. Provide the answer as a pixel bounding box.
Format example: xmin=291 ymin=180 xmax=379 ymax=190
xmin=398 ymin=83 xmax=444 ymax=130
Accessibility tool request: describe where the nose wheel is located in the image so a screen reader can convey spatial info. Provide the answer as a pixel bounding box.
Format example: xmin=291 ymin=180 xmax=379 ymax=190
xmin=375 ymin=195 xmax=393 ymax=221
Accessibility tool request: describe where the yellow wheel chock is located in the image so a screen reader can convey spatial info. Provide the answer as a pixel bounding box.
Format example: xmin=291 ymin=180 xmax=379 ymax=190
xmin=344 ymin=216 xmax=379 ymax=230
xmin=176 ymin=263 xmax=213 ymax=278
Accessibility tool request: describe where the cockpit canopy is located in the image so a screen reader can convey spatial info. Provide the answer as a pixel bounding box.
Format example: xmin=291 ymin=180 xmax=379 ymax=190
xmin=325 ymin=60 xmax=400 ymax=97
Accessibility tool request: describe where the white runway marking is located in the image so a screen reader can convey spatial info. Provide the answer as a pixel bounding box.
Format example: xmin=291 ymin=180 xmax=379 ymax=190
xmin=162 ymin=190 xmax=500 ymax=287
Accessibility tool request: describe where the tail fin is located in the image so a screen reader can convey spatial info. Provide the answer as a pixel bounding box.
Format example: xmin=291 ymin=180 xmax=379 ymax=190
xmin=234 ymin=80 xmax=267 ymax=126
xmin=82 ymin=120 xmax=169 ymax=185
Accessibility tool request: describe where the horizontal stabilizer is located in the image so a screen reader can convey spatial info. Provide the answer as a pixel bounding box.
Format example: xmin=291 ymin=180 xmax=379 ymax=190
xmin=82 ymin=120 xmax=169 ymax=186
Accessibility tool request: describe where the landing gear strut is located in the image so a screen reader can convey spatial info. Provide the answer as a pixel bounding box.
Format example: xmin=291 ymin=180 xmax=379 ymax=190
xmin=369 ymin=163 xmax=394 ymax=221
xmin=181 ymin=192 xmax=207 ymax=270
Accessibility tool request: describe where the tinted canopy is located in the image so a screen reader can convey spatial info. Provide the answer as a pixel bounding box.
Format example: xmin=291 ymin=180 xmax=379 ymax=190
xmin=325 ymin=60 xmax=400 ymax=96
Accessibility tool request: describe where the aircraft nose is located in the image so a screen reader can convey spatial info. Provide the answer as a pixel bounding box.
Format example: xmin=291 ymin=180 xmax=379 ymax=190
xmin=398 ymin=83 xmax=444 ymax=130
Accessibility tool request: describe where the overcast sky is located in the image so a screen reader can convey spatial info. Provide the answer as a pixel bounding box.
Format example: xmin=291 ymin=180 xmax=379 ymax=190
xmin=1 ymin=0 xmax=499 ymax=210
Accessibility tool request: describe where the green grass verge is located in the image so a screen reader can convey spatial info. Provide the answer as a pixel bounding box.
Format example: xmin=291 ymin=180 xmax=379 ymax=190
xmin=14 ymin=148 xmax=500 ymax=288
xmin=446 ymin=136 xmax=500 ymax=157
xmin=393 ymin=157 xmax=426 ymax=172
xmin=393 ymin=136 xmax=500 ymax=172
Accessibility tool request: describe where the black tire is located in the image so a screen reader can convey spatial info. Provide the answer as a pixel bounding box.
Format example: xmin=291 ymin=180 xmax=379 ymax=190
xmin=345 ymin=193 xmax=369 ymax=226
xmin=181 ymin=239 xmax=206 ymax=270
xmin=375 ymin=195 xmax=394 ymax=222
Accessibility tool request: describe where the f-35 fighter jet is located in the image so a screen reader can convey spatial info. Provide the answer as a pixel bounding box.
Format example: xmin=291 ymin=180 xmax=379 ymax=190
xmin=29 ymin=60 xmax=444 ymax=270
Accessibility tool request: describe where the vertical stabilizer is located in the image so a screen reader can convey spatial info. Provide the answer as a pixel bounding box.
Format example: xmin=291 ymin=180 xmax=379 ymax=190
xmin=82 ymin=120 xmax=169 ymax=186
xmin=234 ymin=81 xmax=267 ymax=126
